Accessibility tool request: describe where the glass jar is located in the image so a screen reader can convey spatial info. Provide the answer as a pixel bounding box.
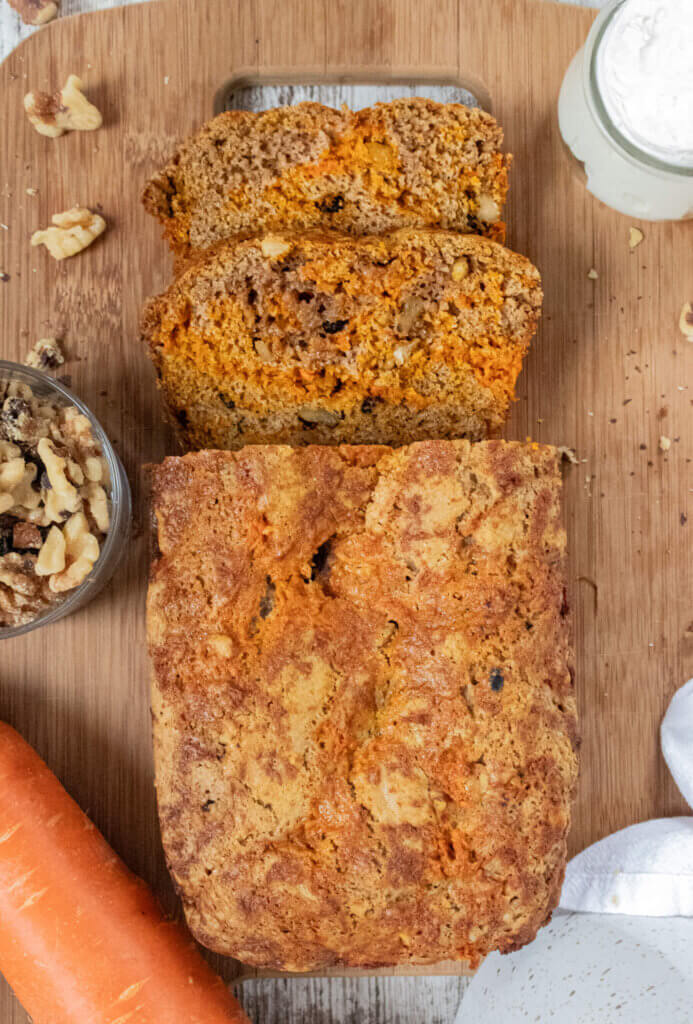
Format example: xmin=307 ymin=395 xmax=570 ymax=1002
xmin=0 ymin=361 xmax=132 ymax=639
xmin=558 ymin=0 xmax=693 ymax=220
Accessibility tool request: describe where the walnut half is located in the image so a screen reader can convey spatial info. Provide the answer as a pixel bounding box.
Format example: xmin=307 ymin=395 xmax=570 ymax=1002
xmin=24 ymin=75 xmax=102 ymax=139
xmin=7 ymin=0 xmax=59 ymax=26
xmin=31 ymin=207 xmax=106 ymax=260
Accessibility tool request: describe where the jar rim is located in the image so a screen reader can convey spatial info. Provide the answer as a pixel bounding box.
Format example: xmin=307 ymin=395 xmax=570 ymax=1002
xmin=585 ymin=0 xmax=693 ymax=179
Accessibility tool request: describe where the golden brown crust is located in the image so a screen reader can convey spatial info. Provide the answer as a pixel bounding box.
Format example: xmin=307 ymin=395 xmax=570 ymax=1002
xmin=141 ymin=99 xmax=511 ymax=264
xmin=141 ymin=229 xmax=542 ymax=450
xmin=148 ymin=441 xmax=578 ymax=971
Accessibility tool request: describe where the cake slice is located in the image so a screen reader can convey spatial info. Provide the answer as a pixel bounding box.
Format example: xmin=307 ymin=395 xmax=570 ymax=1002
xmin=142 ymin=99 xmax=511 ymax=265
xmin=148 ymin=440 xmax=578 ymax=971
xmin=141 ymin=229 xmax=542 ymax=450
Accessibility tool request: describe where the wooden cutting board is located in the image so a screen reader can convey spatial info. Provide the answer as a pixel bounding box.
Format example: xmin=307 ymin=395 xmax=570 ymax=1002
xmin=1 ymin=0 xmax=691 ymax=1014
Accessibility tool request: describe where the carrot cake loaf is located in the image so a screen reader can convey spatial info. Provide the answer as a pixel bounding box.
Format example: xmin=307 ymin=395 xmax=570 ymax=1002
xmin=148 ymin=440 xmax=578 ymax=971
xmin=141 ymin=229 xmax=542 ymax=450
xmin=142 ymin=99 xmax=511 ymax=265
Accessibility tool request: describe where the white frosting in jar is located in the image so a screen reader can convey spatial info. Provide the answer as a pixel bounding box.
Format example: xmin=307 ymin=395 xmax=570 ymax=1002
xmin=596 ymin=0 xmax=693 ymax=168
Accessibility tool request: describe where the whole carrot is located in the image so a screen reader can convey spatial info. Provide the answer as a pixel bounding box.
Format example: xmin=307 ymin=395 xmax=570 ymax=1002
xmin=0 ymin=722 xmax=251 ymax=1024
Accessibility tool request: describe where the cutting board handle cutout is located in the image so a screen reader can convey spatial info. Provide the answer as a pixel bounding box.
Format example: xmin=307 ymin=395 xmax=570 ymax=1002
xmin=214 ymin=70 xmax=493 ymax=115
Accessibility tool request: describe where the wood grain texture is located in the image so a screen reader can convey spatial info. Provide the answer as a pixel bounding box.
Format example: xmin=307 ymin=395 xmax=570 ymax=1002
xmin=0 ymin=0 xmax=691 ymax=1020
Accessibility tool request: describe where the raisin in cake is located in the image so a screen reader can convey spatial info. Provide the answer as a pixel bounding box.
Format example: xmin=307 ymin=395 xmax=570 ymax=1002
xmin=142 ymin=99 xmax=511 ymax=265
xmin=148 ymin=440 xmax=578 ymax=972
xmin=141 ymin=229 xmax=542 ymax=450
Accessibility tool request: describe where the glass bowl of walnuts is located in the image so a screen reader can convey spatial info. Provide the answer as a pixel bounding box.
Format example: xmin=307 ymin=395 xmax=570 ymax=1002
xmin=0 ymin=360 xmax=131 ymax=638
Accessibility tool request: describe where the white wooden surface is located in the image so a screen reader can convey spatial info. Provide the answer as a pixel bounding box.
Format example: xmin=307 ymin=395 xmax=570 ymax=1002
xmin=0 ymin=1 xmax=600 ymax=1021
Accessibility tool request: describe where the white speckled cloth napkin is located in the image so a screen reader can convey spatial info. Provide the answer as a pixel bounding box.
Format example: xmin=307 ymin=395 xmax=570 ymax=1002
xmin=456 ymin=678 xmax=693 ymax=1022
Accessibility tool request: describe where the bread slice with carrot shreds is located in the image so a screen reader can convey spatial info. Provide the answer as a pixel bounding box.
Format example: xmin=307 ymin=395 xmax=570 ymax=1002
xmin=140 ymin=228 xmax=542 ymax=451
xmin=142 ymin=99 xmax=512 ymax=265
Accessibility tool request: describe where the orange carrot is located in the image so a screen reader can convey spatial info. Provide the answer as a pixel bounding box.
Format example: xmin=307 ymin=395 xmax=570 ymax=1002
xmin=0 ymin=722 xmax=251 ymax=1024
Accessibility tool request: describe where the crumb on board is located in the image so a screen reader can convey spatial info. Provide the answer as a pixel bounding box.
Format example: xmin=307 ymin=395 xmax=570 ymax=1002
xmin=587 ymin=268 xmax=599 ymax=280
xmin=679 ymin=302 xmax=693 ymax=340
xmin=628 ymin=227 xmax=644 ymax=250
xmin=659 ymin=435 xmax=671 ymax=453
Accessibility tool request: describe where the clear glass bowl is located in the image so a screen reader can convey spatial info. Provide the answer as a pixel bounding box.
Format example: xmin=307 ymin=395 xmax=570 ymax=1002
xmin=0 ymin=360 xmax=132 ymax=639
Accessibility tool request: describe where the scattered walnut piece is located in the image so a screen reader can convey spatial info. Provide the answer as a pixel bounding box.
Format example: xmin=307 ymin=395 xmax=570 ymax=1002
xmin=679 ymin=301 xmax=693 ymax=340
xmin=557 ymin=446 xmax=579 ymax=465
xmin=659 ymin=435 xmax=671 ymax=453
xmin=24 ymin=337 xmax=64 ymax=371
xmin=24 ymin=75 xmax=102 ymax=139
xmin=587 ymin=268 xmax=599 ymax=280
xmin=628 ymin=227 xmax=644 ymax=250
xmin=7 ymin=0 xmax=59 ymax=26
xmin=31 ymin=207 xmax=106 ymax=260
